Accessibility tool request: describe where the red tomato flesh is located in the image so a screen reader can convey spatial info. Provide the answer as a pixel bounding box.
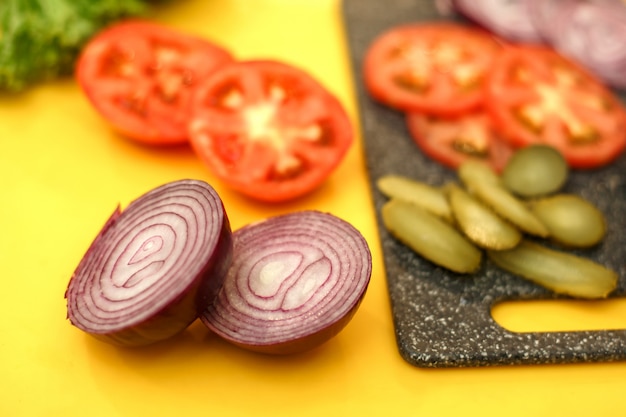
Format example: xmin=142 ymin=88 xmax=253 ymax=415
xmin=406 ymin=109 xmax=515 ymax=172
xmin=188 ymin=60 xmax=353 ymax=203
xmin=485 ymin=45 xmax=626 ymax=169
xmin=364 ymin=22 xmax=503 ymax=116
xmin=76 ymin=20 xmax=234 ymax=145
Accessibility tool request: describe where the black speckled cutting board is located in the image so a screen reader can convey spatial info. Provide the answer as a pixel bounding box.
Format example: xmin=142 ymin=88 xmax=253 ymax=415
xmin=342 ymin=0 xmax=626 ymax=367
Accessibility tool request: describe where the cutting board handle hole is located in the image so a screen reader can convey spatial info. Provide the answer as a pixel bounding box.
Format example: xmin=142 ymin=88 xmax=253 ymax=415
xmin=491 ymin=297 xmax=626 ymax=333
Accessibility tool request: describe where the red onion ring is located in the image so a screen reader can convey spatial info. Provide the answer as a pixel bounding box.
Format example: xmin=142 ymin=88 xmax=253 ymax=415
xmin=452 ymin=0 xmax=544 ymax=43
xmin=201 ymin=210 xmax=372 ymax=355
xmin=65 ymin=179 xmax=233 ymax=346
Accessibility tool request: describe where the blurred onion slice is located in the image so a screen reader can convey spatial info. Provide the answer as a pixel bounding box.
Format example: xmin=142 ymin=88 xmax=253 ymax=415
xmin=545 ymin=0 xmax=626 ymax=89
xmin=453 ymin=0 xmax=544 ymax=43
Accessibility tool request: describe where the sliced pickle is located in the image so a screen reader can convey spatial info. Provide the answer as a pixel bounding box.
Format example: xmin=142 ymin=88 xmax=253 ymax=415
xmin=487 ymin=240 xmax=617 ymax=299
xmin=529 ymin=194 xmax=606 ymax=248
xmin=448 ymin=184 xmax=522 ymax=250
xmin=457 ymin=160 xmax=502 ymax=189
xmin=382 ymin=199 xmax=482 ymax=274
xmin=464 ymin=179 xmax=550 ymax=237
xmin=376 ymin=175 xmax=453 ymax=222
xmin=501 ymin=145 xmax=568 ymax=198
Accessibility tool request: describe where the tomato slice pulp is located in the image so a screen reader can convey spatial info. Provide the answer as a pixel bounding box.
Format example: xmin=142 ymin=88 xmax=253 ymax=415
xmin=188 ymin=60 xmax=353 ymax=203
xmin=406 ymin=110 xmax=515 ymax=172
xmin=485 ymin=45 xmax=626 ymax=169
xmin=76 ymin=20 xmax=234 ymax=145
xmin=364 ymin=22 xmax=502 ymax=116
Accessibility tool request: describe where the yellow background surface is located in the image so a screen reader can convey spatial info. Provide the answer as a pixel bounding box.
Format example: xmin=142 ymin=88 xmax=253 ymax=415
xmin=2 ymin=1 xmax=626 ymax=416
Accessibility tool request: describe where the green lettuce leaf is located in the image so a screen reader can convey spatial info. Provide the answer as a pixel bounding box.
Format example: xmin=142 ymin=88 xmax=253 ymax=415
xmin=0 ymin=0 xmax=150 ymax=92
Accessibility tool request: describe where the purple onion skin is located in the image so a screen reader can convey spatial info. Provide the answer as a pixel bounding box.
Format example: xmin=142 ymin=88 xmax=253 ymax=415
xmin=65 ymin=180 xmax=233 ymax=347
xmin=201 ymin=210 xmax=372 ymax=355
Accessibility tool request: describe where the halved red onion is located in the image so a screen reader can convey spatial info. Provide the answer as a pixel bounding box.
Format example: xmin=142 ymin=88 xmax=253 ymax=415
xmin=65 ymin=179 xmax=233 ymax=346
xmin=452 ymin=0 xmax=544 ymax=43
xmin=201 ymin=210 xmax=372 ymax=355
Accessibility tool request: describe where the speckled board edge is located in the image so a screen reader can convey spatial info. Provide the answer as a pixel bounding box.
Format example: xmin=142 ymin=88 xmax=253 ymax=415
xmin=342 ymin=0 xmax=626 ymax=367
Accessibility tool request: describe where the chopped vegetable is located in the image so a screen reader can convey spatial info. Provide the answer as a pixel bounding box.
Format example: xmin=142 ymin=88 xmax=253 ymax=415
xmin=529 ymin=194 xmax=607 ymax=248
xmin=447 ymin=183 xmax=522 ymax=250
xmin=364 ymin=10 xmax=623 ymax=303
xmin=485 ymin=45 xmax=626 ymax=170
xmin=363 ymin=22 xmax=502 ymax=115
xmin=406 ymin=110 xmax=515 ymax=172
xmin=458 ymin=162 xmax=550 ymax=237
xmin=376 ymin=174 xmax=453 ymax=222
xmin=188 ymin=60 xmax=353 ymax=203
xmin=363 ymin=17 xmax=626 ymax=172
xmin=451 ymin=0 xmax=626 ymax=89
xmin=452 ymin=0 xmax=543 ymax=43
xmin=488 ymin=240 xmax=617 ymax=299
xmin=382 ymin=198 xmax=482 ymax=274
xmin=501 ymin=144 xmax=569 ymax=198
xmin=76 ymin=20 xmax=234 ymax=145
xmin=0 ymin=0 xmax=156 ymax=92
xmin=375 ymin=142 xmax=619 ymax=298
xmin=525 ymin=0 xmax=579 ymax=44
xmin=527 ymin=0 xmax=626 ymax=89
xmin=457 ymin=159 xmax=502 ymax=187
xmin=200 ymin=210 xmax=372 ymax=355
xmin=65 ymin=179 xmax=233 ymax=346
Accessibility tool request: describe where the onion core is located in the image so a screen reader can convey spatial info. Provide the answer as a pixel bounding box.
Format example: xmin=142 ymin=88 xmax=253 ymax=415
xmin=201 ymin=210 xmax=372 ymax=355
xmin=65 ymin=179 xmax=233 ymax=346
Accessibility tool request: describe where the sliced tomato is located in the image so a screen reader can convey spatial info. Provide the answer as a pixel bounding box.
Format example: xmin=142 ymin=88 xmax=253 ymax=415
xmin=76 ymin=20 xmax=234 ymax=145
xmin=188 ymin=60 xmax=353 ymax=203
xmin=484 ymin=45 xmax=626 ymax=169
xmin=406 ymin=109 xmax=515 ymax=172
xmin=363 ymin=22 xmax=503 ymax=116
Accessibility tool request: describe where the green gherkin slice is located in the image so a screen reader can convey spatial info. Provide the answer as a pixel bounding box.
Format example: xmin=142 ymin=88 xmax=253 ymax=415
xmin=382 ymin=199 xmax=482 ymax=274
xmin=501 ymin=145 xmax=569 ymax=198
xmin=457 ymin=160 xmax=502 ymax=187
xmin=463 ymin=178 xmax=550 ymax=238
xmin=457 ymin=160 xmax=549 ymax=237
xmin=376 ymin=175 xmax=453 ymax=222
xmin=488 ymin=240 xmax=618 ymax=299
xmin=448 ymin=184 xmax=522 ymax=250
xmin=529 ymin=194 xmax=606 ymax=248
